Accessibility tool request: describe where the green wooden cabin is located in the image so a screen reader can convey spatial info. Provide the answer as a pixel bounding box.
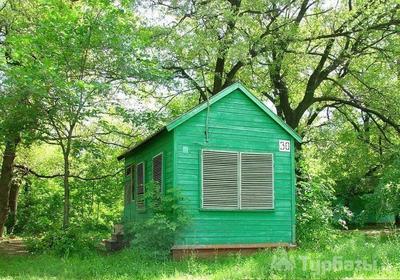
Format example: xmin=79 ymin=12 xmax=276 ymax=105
xmin=118 ymin=82 xmax=302 ymax=256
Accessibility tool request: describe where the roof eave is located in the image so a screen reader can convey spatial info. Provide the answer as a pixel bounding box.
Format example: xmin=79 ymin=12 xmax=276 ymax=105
xmin=117 ymin=127 xmax=167 ymax=161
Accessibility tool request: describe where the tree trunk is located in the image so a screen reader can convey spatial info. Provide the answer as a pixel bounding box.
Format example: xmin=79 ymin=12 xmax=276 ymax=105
xmin=6 ymin=179 xmax=20 ymax=234
xmin=63 ymin=154 xmax=70 ymax=229
xmin=0 ymin=138 xmax=19 ymax=237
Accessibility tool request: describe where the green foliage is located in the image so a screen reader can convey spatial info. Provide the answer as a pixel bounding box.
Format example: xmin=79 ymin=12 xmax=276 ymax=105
xmin=11 ymin=142 xmax=123 ymax=233
xmin=124 ymin=183 xmax=188 ymax=260
xmin=302 ymin=107 xmax=400 ymax=228
xmin=332 ymin=202 xmax=354 ymax=230
xmin=0 ymin=0 xmax=159 ymax=239
xmin=361 ymin=151 xmax=400 ymax=221
xmin=25 ymin=226 xmax=104 ymax=257
xmin=296 ymin=172 xmax=336 ymax=247
xmin=127 ymin=214 xmax=178 ymax=260
xmin=0 ymin=0 xmax=399 ymax=263
xmin=16 ymin=179 xmax=63 ymax=235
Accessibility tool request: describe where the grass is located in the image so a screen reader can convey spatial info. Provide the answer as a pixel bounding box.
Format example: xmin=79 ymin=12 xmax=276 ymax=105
xmin=0 ymin=231 xmax=400 ymax=280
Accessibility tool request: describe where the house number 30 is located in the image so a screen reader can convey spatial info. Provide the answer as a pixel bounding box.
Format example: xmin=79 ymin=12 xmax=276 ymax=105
xmin=279 ymin=140 xmax=290 ymax=152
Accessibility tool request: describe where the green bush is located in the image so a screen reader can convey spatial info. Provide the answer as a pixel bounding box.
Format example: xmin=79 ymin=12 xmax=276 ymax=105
xmin=296 ymin=177 xmax=337 ymax=247
xmin=25 ymin=226 xmax=104 ymax=257
xmin=332 ymin=202 xmax=354 ymax=229
xmin=357 ymin=153 xmax=400 ymax=224
xmin=124 ymin=183 xmax=188 ymax=260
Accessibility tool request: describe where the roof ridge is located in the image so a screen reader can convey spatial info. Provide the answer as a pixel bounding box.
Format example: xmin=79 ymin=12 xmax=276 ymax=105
xmin=117 ymin=82 xmax=301 ymax=160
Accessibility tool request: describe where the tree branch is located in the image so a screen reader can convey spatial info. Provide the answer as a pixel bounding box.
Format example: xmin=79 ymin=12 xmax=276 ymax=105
xmin=162 ymin=65 xmax=208 ymax=100
xmin=314 ymin=96 xmax=400 ymax=133
xmin=14 ymin=165 xmax=123 ymax=181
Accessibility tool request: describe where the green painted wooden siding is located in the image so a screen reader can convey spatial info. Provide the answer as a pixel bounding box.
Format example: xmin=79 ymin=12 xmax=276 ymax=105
xmin=123 ymin=130 xmax=174 ymax=221
xmin=173 ymin=89 xmax=295 ymax=245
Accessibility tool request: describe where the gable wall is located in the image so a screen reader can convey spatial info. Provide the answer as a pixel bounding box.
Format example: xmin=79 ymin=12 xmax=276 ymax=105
xmin=174 ymin=89 xmax=296 ymax=245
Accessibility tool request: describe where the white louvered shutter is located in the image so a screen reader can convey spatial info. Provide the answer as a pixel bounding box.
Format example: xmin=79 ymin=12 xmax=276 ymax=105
xmin=240 ymin=153 xmax=274 ymax=209
xmin=202 ymin=150 xmax=239 ymax=209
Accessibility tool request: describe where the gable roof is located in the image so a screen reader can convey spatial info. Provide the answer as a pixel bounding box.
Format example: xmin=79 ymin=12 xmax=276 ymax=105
xmin=117 ymin=82 xmax=302 ymax=160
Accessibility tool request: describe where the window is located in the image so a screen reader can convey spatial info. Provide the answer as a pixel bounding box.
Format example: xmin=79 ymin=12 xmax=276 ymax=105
xmin=202 ymin=150 xmax=239 ymax=209
xmin=130 ymin=165 xmax=135 ymax=201
xmin=136 ymin=162 xmax=145 ymax=210
xmin=202 ymin=150 xmax=274 ymax=210
xmin=124 ymin=165 xmax=133 ymax=205
xmin=152 ymin=153 xmax=163 ymax=193
xmin=240 ymin=153 xmax=273 ymax=209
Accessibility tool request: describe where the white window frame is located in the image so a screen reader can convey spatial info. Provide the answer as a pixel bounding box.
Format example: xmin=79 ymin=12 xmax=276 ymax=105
xmin=201 ymin=149 xmax=274 ymax=210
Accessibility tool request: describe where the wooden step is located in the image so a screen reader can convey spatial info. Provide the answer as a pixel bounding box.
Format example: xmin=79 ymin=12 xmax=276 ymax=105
xmin=103 ymin=239 xmax=129 ymax=252
xmin=0 ymin=239 xmax=29 ymax=256
xmin=100 ymin=223 xmax=129 ymax=252
xmin=111 ymin=233 xmax=124 ymax=242
xmin=113 ymin=224 xmax=124 ymax=235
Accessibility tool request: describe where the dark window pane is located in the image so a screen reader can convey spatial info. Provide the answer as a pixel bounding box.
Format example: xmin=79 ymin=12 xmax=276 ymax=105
xmin=136 ymin=162 xmax=145 ymax=209
xmin=131 ymin=165 xmax=135 ymax=201
xmin=152 ymin=154 xmax=163 ymax=192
